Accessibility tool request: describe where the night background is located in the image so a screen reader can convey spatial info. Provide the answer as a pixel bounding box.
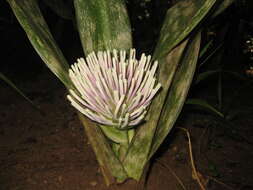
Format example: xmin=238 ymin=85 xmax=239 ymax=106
xmin=0 ymin=0 xmax=253 ymax=189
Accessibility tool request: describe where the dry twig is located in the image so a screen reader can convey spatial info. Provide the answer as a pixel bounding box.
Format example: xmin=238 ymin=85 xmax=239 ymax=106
xmin=177 ymin=127 xmax=206 ymax=190
xmin=156 ymin=159 xmax=187 ymax=190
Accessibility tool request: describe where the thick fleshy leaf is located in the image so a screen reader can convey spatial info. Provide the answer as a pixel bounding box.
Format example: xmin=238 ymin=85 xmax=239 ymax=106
xmin=211 ymin=0 xmax=235 ymax=18
xmin=223 ymin=71 xmax=246 ymax=81
xmin=199 ymin=42 xmax=224 ymax=68
xmin=194 ymin=70 xmax=220 ymax=85
xmin=195 ymin=70 xmax=246 ymax=86
xmin=122 ymin=39 xmax=189 ymax=180
xmin=79 ymin=114 xmax=128 ymax=184
xmin=122 ymin=0 xmax=216 ymax=180
xmin=100 ymin=125 xmax=128 ymax=144
xmin=149 ymin=32 xmax=201 ymax=159
xmin=186 ymin=98 xmax=224 ymax=117
xmin=74 ymin=0 xmax=132 ymax=54
xmin=43 ymin=0 xmax=73 ymax=20
xmin=199 ymin=40 xmax=213 ymax=58
xmin=7 ymin=0 xmax=73 ymax=89
xmin=73 ymin=0 xmax=133 ymax=184
xmin=153 ymin=0 xmax=216 ymax=60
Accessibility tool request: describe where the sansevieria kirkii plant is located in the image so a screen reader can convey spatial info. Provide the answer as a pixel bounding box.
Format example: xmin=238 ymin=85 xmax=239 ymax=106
xmin=7 ymin=0 xmax=235 ymax=186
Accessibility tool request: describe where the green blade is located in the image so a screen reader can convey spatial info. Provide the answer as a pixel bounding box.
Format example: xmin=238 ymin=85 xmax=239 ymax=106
xmin=122 ymin=39 xmax=189 ymax=180
xmin=199 ymin=42 xmax=224 ymax=68
xmin=43 ymin=0 xmax=74 ymax=20
xmin=79 ymin=115 xmax=128 ymax=184
xmin=0 ymin=72 xmax=37 ymax=109
xmin=211 ymin=0 xmax=235 ymax=18
xmin=149 ymin=32 xmax=201 ymax=159
xmin=7 ymin=0 xmax=73 ymax=89
xmin=73 ymin=0 xmax=132 ymax=184
xmin=199 ymin=40 xmax=213 ymax=58
xmin=194 ymin=70 xmax=219 ymax=85
xmin=99 ymin=125 xmax=129 ymax=144
xmin=74 ymin=0 xmax=132 ymax=54
xmin=122 ymin=0 xmax=216 ymax=180
xmin=224 ymin=71 xmax=246 ymax=81
xmin=186 ymin=98 xmax=224 ymax=118
xmin=153 ymin=0 xmax=216 ymax=60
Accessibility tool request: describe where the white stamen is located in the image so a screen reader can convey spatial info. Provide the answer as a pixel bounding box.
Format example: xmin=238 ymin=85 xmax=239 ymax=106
xmin=67 ymin=49 xmax=161 ymax=129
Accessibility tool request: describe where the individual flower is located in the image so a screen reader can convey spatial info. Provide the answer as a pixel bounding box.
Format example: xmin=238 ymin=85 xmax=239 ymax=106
xmin=67 ymin=49 xmax=161 ymax=129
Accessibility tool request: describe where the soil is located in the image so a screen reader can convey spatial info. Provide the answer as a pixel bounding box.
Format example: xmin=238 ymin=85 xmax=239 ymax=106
xmin=1 ymin=2 xmax=253 ymax=190
xmin=1 ymin=58 xmax=253 ymax=190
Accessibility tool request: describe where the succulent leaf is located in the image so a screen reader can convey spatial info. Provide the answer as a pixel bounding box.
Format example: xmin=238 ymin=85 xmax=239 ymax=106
xmin=7 ymin=0 xmax=73 ymax=89
xmin=74 ymin=0 xmax=132 ymax=54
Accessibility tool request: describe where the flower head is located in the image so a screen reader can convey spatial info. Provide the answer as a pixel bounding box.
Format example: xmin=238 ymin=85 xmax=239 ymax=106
xmin=67 ymin=49 xmax=161 ymax=129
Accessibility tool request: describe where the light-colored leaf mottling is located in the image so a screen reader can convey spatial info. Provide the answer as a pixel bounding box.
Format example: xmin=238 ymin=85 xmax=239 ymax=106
xmin=149 ymin=32 xmax=201 ymax=158
xmin=122 ymin=40 xmax=189 ymax=180
xmin=79 ymin=114 xmax=128 ymax=185
xmin=153 ymin=0 xmax=216 ymax=60
xmin=74 ymin=0 xmax=132 ymax=54
xmin=7 ymin=0 xmax=73 ymax=89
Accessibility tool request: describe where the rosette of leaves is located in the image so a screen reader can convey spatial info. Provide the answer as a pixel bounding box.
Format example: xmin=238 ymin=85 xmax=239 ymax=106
xmin=7 ymin=0 xmax=235 ymax=186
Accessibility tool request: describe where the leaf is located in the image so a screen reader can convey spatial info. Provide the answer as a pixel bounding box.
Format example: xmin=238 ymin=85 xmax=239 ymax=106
xmin=73 ymin=0 xmax=133 ymax=184
xmin=186 ymin=98 xmax=224 ymax=118
xmin=43 ymin=0 xmax=73 ymax=20
xmin=149 ymin=32 xmax=201 ymax=159
xmin=74 ymin=0 xmax=132 ymax=54
xmin=195 ymin=69 xmax=246 ymax=87
xmin=218 ymin=72 xmax=222 ymax=110
xmin=122 ymin=0 xmax=217 ymax=179
xmin=224 ymin=71 xmax=246 ymax=81
xmin=199 ymin=40 xmax=213 ymax=58
xmin=153 ymin=0 xmax=216 ymax=60
xmin=194 ymin=70 xmax=219 ymax=85
xmin=0 ymin=72 xmax=37 ymax=110
xmin=211 ymin=0 xmax=235 ymax=18
xmin=7 ymin=0 xmax=73 ymax=89
xmin=199 ymin=42 xmax=224 ymax=68
xmin=100 ymin=125 xmax=128 ymax=144
xmin=122 ymin=39 xmax=189 ymax=180
xmin=79 ymin=114 xmax=128 ymax=184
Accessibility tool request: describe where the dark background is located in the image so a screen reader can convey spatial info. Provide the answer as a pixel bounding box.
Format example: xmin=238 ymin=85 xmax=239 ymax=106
xmin=1 ymin=1 xmax=253 ymax=190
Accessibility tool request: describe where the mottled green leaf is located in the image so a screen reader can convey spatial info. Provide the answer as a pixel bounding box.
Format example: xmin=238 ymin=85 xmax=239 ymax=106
xmin=122 ymin=0 xmax=216 ymax=179
xmin=199 ymin=40 xmax=213 ymax=58
xmin=195 ymin=70 xmax=246 ymax=86
xmin=186 ymin=98 xmax=224 ymax=117
xmin=199 ymin=42 xmax=224 ymax=68
xmin=150 ymin=32 xmax=201 ymax=159
xmin=223 ymin=71 xmax=246 ymax=81
xmin=73 ymin=0 xmax=133 ymax=183
xmin=123 ymin=39 xmax=189 ymax=180
xmin=153 ymin=0 xmax=216 ymax=60
xmin=100 ymin=125 xmax=128 ymax=144
xmin=43 ymin=0 xmax=73 ymax=20
xmin=211 ymin=0 xmax=235 ymax=18
xmin=74 ymin=0 xmax=132 ymax=54
xmin=79 ymin=114 xmax=128 ymax=185
xmin=7 ymin=0 xmax=73 ymax=89
xmin=194 ymin=70 xmax=219 ymax=85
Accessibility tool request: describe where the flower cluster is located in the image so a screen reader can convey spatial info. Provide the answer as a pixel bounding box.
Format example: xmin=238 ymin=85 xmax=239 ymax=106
xmin=67 ymin=49 xmax=161 ymax=129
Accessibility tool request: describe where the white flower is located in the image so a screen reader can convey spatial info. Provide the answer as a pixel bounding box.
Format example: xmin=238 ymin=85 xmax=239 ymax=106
xmin=67 ymin=49 xmax=161 ymax=129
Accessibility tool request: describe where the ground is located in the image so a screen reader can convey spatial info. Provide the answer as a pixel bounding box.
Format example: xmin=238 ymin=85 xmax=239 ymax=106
xmin=1 ymin=2 xmax=253 ymax=188
xmin=1 ymin=59 xmax=253 ymax=190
